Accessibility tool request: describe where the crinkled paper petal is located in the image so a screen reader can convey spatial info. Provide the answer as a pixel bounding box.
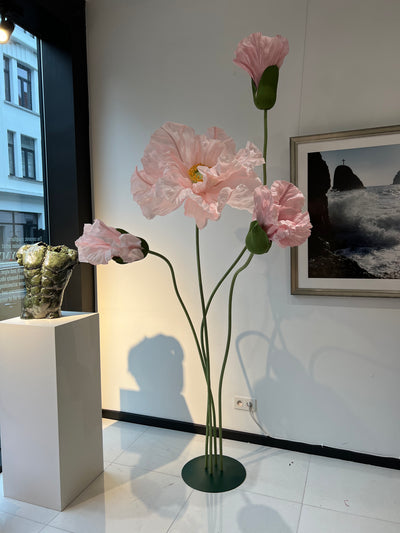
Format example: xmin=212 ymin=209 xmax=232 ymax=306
xmin=184 ymin=196 xmax=220 ymax=229
xmin=271 ymin=180 xmax=306 ymax=220
xmin=233 ymin=33 xmax=289 ymax=87
xmin=131 ymin=122 xmax=264 ymax=226
xmin=115 ymin=233 xmax=144 ymax=263
xmin=269 ymin=211 xmax=312 ymax=247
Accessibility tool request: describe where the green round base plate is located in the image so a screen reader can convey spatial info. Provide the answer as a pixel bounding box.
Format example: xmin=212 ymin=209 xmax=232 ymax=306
xmin=181 ymin=455 xmax=246 ymax=493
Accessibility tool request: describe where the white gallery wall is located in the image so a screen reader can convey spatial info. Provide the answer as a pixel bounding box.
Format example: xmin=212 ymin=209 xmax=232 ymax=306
xmin=85 ymin=0 xmax=400 ymax=458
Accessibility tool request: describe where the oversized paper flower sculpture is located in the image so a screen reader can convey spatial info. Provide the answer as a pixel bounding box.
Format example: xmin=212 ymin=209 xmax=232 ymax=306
xmin=75 ymin=219 xmax=148 ymax=265
xmin=247 ymin=182 xmax=312 ymax=252
xmin=131 ymin=122 xmax=263 ymax=229
xmin=75 ymin=31 xmax=312 ymax=494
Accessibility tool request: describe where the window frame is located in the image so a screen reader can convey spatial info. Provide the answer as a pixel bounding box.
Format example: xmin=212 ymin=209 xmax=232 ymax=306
xmin=20 ymin=134 xmax=36 ymax=179
xmin=4 ymin=56 xmax=11 ymax=102
xmin=7 ymin=130 xmax=15 ymax=176
xmin=17 ymin=61 xmax=32 ymax=109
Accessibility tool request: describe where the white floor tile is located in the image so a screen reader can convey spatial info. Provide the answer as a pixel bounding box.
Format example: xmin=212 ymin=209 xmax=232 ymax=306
xmin=169 ymin=489 xmax=301 ymax=533
xmin=298 ymin=505 xmax=400 ymax=533
xmin=0 ymin=474 xmax=59 ymax=525
xmin=0 ymin=511 xmax=43 ymax=533
xmin=304 ymin=456 xmax=400 ymax=522
xmin=1 ymin=420 xmax=400 ymax=533
xmin=114 ymin=426 xmax=205 ymax=476
xmin=102 ymin=420 xmax=149 ymax=463
xmin=48 ymin=463 xmax=192 ymax=533
xmin=238 ymin=446 xmax=310 ymax=503
xmin=40 ymin=527 xmax=73 ymax=533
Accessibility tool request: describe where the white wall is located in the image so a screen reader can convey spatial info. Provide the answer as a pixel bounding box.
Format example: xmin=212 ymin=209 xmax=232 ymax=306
xmin=86 ymin=0 xmax=400 ymax=458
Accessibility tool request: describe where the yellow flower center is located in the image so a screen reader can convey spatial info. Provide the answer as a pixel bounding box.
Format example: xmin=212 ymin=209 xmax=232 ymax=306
xmin=188 ymin=163 xmax=206 ymax=183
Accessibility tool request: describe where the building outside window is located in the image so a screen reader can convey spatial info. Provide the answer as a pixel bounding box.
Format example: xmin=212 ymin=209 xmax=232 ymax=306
xmin=7 ymin=131 xmax=15 ymax=176
xmin=21 ymin=135 xmax=36 ymax=179
xmin=0 ymin=25 xmax=45 ymax=320
xmin=17 ymin=62 xmax=32 ymax=110
xmin=0 ymin=210 xmax=39 ymax=254
xmin=3 ymin=56 xmax=10 ymax=102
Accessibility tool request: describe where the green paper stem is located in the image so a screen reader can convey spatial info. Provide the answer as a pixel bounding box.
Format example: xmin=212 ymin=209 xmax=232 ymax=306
xmin=195 ymin=227 xmax=217 ymax=471
xmin=263 ymin=110 xmax=268 ymax=186
xmin=149 ymin=248 xmax=218 ymax=470
xmin=197 ymin=245 xmax=248 ymax=469
xmin=200 ymin=246 xmax=247 ymax=357
xmin=217 ymin=252 xmax=254 ymax=470
xmin=148 ymin=250 xmax=204 ymax=367
xmin=205 ymin=246 xmax=247 ymax=316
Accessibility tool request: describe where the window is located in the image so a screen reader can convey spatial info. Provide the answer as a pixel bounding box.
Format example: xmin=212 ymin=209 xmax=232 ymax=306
xmin=4 ymin=56 xmax=10 ymax=102
xmin=0 ymin=0 xmax=93 ymax=323
xmin=0 ymin=211 xmax=40 ymax=256
xmin=17 ymin=62 xmax=32 ymax=110
xmin=7 ymin=131 xmax=15 ymax=176
xmin=20 ymin=135 xmax=36 ymax=179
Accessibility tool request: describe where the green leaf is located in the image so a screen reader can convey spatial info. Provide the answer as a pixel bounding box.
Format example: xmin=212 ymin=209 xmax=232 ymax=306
xmin=245 ymin=221 xmax=272 ymax=255
xmin=251 ymin=65 xmax=279 ymax=110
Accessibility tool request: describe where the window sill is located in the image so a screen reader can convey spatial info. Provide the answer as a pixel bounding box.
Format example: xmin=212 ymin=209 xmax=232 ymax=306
xmin=3 ymin=100 xmax=40 ymax=117
xmin=8 ymin=175 xmax=41 ymax=183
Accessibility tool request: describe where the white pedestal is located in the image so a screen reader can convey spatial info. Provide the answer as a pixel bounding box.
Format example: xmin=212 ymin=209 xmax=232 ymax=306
xmin=0 ymin=312 xmax=104 ymax=511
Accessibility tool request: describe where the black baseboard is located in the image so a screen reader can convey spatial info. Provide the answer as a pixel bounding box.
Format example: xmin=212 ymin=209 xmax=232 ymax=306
xmin=102 ymin=408 xmax=400 ymax=471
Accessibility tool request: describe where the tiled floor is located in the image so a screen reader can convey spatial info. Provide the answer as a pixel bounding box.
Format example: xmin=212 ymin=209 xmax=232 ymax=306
xmin=0 ymin=419 xmax=399 ymax=532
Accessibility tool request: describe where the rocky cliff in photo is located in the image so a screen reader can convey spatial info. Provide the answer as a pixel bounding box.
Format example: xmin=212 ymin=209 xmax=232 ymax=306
xmin=307 ymin=153 xmax=374 ymax=279
xmin=307 ymin=152 xmax=332 ymax=250
xmin=332 ymin=164 xmax=365 ymax=191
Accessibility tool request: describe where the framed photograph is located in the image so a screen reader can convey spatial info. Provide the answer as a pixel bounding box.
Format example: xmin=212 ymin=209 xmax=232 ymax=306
xmin=290 ymin=125 xmax=400 ymax=297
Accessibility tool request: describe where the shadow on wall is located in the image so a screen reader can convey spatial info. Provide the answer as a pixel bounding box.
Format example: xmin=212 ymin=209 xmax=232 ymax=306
xmin=118 ymin=335 xmax=195 ymax=516
xmin=120 ymin=334 xmax=192 ymax=423
xmin=236 ymin=322 xmax=374 ymax=447
xmin=230 ymin=246 xmax=377 ymax=450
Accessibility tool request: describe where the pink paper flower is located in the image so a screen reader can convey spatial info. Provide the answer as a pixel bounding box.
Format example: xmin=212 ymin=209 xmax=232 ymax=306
xmin=131 ymin=122 xmax=263 ymax=229
xmin=75 ymin=219 xmax=146 ymax=265
xmin=253 ymin=181 xmax=312 ymax=248
xmin=233 ymin=32 xmax=289 ymax=88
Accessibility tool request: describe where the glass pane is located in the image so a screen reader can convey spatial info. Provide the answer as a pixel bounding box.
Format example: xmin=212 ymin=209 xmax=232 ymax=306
xmin=0 ymin=25 xmax=47 ymax=320
xmin=27 ymin=152 xmax=35 ymax=177
xmin=7 ymin=131 xmax=15 ymax=175
xmin=17 ymin=63 xmax=32 ymax=110
xmin=3 ymin=56 xmax=10 ymax=102
xmin=21 ymin=134 xmax=34 ymax=149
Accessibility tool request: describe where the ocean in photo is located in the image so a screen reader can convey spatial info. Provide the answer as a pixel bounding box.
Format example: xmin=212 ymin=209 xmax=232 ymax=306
xmin=327 ymin=184 xmax=400 ymax=279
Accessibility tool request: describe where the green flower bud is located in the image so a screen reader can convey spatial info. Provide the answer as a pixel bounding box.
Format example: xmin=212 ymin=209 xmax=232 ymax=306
xmin=245 ymin=220 xmax=272 ymax=255
xmin=251 ymin=65 xmax=279 ymax=110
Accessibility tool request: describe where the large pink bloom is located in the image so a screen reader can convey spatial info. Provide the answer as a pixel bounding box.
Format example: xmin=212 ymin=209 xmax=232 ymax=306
xmin=233 ymin=33 xmax=289 ymax=88
xmin=254 ymin=181 xmax=312 ymax=248
xmin=131 ymin=122 xmax=263 ymax=229
xmin=75 ymin=219 xmax=145 ymax=265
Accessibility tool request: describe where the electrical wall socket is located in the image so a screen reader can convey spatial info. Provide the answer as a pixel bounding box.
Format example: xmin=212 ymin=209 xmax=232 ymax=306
xmin=234 ymin=396 xmax=256 ymax=411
